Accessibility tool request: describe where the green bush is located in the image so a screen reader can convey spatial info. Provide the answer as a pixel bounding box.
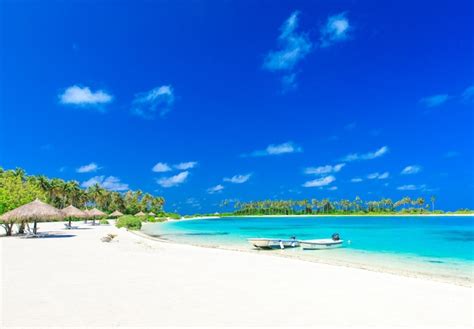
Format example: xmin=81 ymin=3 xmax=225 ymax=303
xmin=116 ymin=215 xmax=142 ymax=230
xmin=99 ymin=218 xmax=109 ymax=225
xmin=165 ymin=212 xmax=181 ymax=219
xmin=145 ymin=216 xmax=156 ymax=222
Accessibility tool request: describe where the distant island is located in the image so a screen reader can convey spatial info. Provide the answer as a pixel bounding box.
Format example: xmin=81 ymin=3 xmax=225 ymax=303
xmin=1 ymin=166 xmax=472 ymax=234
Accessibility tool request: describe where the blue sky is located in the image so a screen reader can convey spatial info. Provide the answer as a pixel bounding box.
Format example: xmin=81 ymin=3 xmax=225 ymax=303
xmin=0 ymin=0 xmax=473 ymax=213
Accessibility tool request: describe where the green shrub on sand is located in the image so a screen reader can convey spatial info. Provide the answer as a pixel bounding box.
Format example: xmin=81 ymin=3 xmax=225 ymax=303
xmin=99 ymin=218 xmax=109 ymax=225
xmin=116 ymin=215 xmax=142 ymax=230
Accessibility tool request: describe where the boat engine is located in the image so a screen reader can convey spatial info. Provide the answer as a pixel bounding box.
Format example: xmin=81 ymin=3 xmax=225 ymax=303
xmin=331 ymin=233 xmax=340 ymax=241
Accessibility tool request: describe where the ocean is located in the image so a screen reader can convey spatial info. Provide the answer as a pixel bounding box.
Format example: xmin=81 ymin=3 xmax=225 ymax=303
xmin=142 ymin=215 xmax=474 ymax=285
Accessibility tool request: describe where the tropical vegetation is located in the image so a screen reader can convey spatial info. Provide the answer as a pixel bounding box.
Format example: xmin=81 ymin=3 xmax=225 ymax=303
xmin=116 ymin=215 xmax=142 ymax=230
xmin=0 ymin=167 xmax=167 ymax=224
xmin=220 ymin=197 xmax=472 ymax=216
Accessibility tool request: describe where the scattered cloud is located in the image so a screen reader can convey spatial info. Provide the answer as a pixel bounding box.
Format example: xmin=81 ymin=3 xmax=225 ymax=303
xmin=152 ymin=162 xmax=172 ymax=173
xmin=419 ymin=94 xmax=449 ymax=108
xmin=59 ymin=85 xmax=113 ymax=108
xmin=342 ymin=146 xmax=389 ymax=162
xmin=367 ymin=172 xmax=390 ymax=180
xmin=444 ymin=151 xmax=460 ymax=158
xmin=302 ymin=175 xmax=335 ymax=188
xmin=397 ymin=184 xmax=427 ymax=191
xmin=263 ymin=11 xmax=312 ymax=71
xmin=328 ymin=186 xmax=338 ymax=191
xmin=185 ymin=197 xmax=201 ymax=208
xmin=244 ymin=141 xmax=303 ymax=157
xmin=304 ymin=163 xmax=345 ymax=175
xmin=351 ymin=177 xmax=363 ymax=183
xmin=174 ymin=161 xmax=198 ymax=170
xmin=207 ymin=184 xmax=224 ymax=194
xmin=320 ymin=12 xmax=351 ymax=48
xmin=152 ymin=161 xmax=198 ymax=173
xmin=81 ymin=176 xmax=129 ymax=191
xmin=131 ymin=85 xmax=175 ymax=118
xmin=223 ymin=174 xmax=252 ymax=184
xmin=263 ymin=11 xmax=312 ymax=91
xmin=157 ymin=171 xmax=189 ymax=188
xmin=401 ymin=165 xmax=422 ymax=175
xmin=461 ymin=85 xmax=474 ymax=103
xmin=76 ymin=162 xmax=100 ymax=173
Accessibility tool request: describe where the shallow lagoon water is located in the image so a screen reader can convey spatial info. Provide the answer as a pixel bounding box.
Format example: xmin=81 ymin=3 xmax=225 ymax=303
xmin=142 ymin=216 xmax=474 ymax=285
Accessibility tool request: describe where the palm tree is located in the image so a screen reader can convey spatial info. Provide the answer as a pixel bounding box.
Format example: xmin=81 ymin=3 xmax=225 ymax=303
xmin=430 ymin=196 xmax=436 ymax=212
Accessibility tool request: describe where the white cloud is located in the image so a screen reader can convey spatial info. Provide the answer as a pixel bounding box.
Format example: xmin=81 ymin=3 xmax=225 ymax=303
xmin=342 ymin=146 xmax=389 ymax=162
xmin=302 ymin=175 xmax=335 ymax=188
xmin=81 ymin=176 xmax=129 ymax=191
xmin=397 ymin=184 xmax=426 ymax=191
xmin=207 ymin=184 xmax=224 ymax=194
xmin=461 ymin=85 xmax=474 ymax=103
xmin=263 ymin=11 xmax=312 ymax=72
xmin=378 ymin=172 xmax=390 ymax=179
xmin=320 ymin=12 xmax=350 ymax=48
xmin=59 ymin=85 xmax=113 ymax=107
xmin=351 ymin=177 xmax=363 ymax=183
xmin=157 ymin=171 xmax=189 ymax=188
xmin=223 ymin=174 xmax=252 ymax=184
xmin=245 ymin=141 xmax=302 ymax=157
xmin=152 ymin=162 xmax=172 ymax=173
xmin=328 ymin=186 xmax=338 ymax=191
xmin=419 ymin=94 xmax=449 ymax=108
xmin=304 ymin=163 xmax=345 ymax=175
xmin=401 ymin=165 xmax=422 ymax=175
xmin=174 ymin=161 xmax=198 ymax=170
xmin=367 ymin=172 xmax=390 ymax=180
xmin=132 ymin=85 xmax=175 ymax=118
xmin=263 ymin=11 xmax=312 ymax=91
xmin=76 ymin=162 xmax=100 ymax=173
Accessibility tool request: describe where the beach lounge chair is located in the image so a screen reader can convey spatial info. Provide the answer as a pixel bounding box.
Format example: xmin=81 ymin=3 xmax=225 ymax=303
xmin=22 ymin=229 xmax=47 ymax=238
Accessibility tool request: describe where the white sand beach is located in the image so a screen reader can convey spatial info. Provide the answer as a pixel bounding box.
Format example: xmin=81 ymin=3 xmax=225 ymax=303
xmin=1 ymin=221 xmax=473 ymax=328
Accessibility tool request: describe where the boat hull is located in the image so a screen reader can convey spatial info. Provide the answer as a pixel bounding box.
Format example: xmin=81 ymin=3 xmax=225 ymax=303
xmin=248 ymin=238 xmax=299 ymax=249
xmin=299 ymin=240 xmax=343 ymax=250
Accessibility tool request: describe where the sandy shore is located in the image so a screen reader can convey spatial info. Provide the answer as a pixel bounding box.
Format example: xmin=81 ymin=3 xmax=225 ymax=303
xmin=1 ymin=221 xmax=473 ymax=328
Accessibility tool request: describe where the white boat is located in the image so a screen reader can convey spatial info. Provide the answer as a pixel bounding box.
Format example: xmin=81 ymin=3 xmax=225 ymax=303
xmin=299 ymin=233 xmax=344 ymax=250
xmin=248 ymin=237 xmax=299 ymax=249
xmin=299 ymin=238 xmax=343 ymax=250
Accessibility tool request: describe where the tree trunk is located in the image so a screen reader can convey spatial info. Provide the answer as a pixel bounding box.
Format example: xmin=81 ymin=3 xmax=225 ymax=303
xmin=3 ymin=223 xmax=14 ymax=236
xmin=18 ymin=222 xmax=25 ymax=234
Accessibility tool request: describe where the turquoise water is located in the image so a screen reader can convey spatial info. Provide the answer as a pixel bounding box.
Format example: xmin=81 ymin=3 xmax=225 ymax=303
xmin=143 ymin=216 xmax=474 ymax=285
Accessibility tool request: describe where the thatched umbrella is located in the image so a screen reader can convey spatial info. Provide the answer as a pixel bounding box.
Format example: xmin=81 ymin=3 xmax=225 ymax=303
xmin=88 ymin=208 xmax=106 ymax=225
xmin=149 ymin=212 xmax=156 ymax=217
xmin=0 ymin=199 xmax=65 ymax=234
xmin=62 ymin=205 xmax=87 ymax=227
xmin=134 ymin=211 xmax=146 ymax=217
xmin=109 ymin=210 xmax=123 ymax=218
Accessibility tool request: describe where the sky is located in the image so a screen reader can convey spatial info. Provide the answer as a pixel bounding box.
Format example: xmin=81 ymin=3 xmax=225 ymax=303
xmin=0 ymin=0 xmax=473 ymax=213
